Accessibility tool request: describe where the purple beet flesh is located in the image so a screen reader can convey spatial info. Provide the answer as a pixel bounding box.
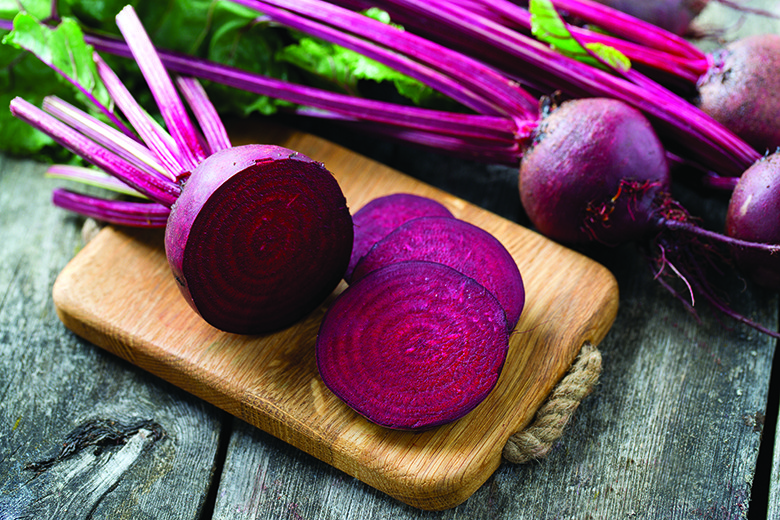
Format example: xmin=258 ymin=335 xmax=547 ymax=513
xmin=316 ymin=260 xmax=509 ymax=430
xmin=166 ymin=144 xmax=353 ymax=334
xmin=346 ymin=193 xmax=454 ymax=282
xmin=351 ymin=216 xmax=525 ymax=330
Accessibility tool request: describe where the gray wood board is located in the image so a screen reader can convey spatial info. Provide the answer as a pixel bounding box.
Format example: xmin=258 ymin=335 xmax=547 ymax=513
xmin=207 ymin=151 xmax=778 ymax=519
xmin=0 ymin=156 xmax=225 ymax=519
xmin=3 ymin=0 xmax=780 ymax=517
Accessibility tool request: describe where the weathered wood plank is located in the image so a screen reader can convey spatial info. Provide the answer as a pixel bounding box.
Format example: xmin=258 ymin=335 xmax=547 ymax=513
xmin=209 ymin=3 xmax=780 ymax=514
xmin=209 ymin=146 xmax=777 ymax=518
xmin=0 ymin=155 xmax=225 ymax=519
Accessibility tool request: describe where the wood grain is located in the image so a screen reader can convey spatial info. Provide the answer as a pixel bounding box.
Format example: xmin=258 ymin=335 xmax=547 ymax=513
xmin=51 ymin=129 xmax=618 ymax=510
xmin=0 ymin=155 xmax=224 ymax=520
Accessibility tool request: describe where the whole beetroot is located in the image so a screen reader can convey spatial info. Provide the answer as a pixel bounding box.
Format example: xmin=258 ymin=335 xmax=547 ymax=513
xmin=726 ymin=153 xmax=780 ymax=291
xmin=697 ymin=34 xmax=780 ymax=154
xmin=518 ymin=97 xmax=780 ymax=337
xmin=519 ymin=98 xmax=669 ymax=245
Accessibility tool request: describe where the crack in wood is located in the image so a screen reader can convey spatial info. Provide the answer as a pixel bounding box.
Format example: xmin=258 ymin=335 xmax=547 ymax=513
xmin=25 ymin=417 xmax=166 ymax=474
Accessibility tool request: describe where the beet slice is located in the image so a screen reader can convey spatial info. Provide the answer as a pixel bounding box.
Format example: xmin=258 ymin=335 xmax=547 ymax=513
xmin=346 ymin=193 xmax=454 ymax=282
xmin=351 ymin=216 xmax=525 ymax=330
xmin=165 ymin=144 xmax=353 ymax=334
xmin=316 ymin=260 xmax=509 ymax=430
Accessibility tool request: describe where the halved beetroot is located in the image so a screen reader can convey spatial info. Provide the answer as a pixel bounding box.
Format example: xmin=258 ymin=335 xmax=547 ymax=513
xmin=316 ymin=260 xmax=509 ymax=430
xmin=166 ymin=145 xmax=353 ymax=334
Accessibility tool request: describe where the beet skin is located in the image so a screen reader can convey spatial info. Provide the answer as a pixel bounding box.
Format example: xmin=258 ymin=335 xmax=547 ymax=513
xmin=726 ymin=153 xmax=780 ymax=291
xmin=698 ymin=34 xmax=780 ymax=154
xmin=519 ymin=98 xmax=670 ymax=245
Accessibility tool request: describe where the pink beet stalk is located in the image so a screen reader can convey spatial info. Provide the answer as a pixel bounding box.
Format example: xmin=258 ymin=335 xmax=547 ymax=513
xmin=10 ymin=5 xmax=354 ymax=335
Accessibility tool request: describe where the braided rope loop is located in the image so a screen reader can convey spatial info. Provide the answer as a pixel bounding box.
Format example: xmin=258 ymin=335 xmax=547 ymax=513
xmin=503 ymin=342 xmax=602 ymax=464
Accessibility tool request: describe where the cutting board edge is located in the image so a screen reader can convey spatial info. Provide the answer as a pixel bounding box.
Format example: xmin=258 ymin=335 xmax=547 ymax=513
xmin=52 ymin=253 xmax=618 ymax=513
xmin=47 ymin=120 xmax=623 ymax=510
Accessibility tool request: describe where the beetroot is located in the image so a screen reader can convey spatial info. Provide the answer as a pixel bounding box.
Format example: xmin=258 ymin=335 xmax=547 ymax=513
xmin=10 ymin=6 xmax=354 ymax=335
xmin=726 ymin=153 xmax=780 ymax=291
xmin=519 ymin=98 xmax=669 ymax=245
xmin=519 ymin=97 xmax=780 ymax=337
xmin=697 ymin=34 xmax=780 ymax=154
xmin=351 ymin=216 xmax=525 ymax=330
xmin=346 ymin=193 xmax=454 ymax=282
xmin=316 ymin=260 xmax=509 ymax=430
xmin=165 ymin=144 xmax=352 ymax=333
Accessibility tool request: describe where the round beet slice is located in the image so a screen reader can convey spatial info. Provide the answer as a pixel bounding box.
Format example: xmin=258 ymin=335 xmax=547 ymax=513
xmin=316 ymin=260 xmax=509 ymax=430
xmin=351 ymin=216 xmax=525 ymax=330
xmin=346 ymin=193 xmax=454 ymax=282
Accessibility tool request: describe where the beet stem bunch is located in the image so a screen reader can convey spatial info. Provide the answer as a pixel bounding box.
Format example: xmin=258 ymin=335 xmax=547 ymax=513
xmin=10 ymin=5 xmax=355 ymax=334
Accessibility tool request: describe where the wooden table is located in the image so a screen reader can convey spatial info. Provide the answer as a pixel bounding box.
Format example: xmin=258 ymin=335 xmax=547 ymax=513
xmin=1 ymin=3 xmax=779 ymax=518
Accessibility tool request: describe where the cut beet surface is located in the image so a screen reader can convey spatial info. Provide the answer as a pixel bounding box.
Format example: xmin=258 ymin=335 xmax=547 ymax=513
xmin=316 ymin=260 xmax=510 ymax=430
xmin=166 ymin=145 xmax=353 ymax=334
xmin=346 ymin=193 xmax=454 ymax=282
xmin=351 ymin=216 xmax=525 ymax=330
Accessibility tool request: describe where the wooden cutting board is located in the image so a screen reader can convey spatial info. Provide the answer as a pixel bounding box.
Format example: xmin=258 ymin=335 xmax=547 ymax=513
xmin=52 ymin=125 xmax=619 ymax=511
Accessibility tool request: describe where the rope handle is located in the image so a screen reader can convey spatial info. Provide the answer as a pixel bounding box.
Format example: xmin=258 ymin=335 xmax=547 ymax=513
xmin=503 ymin=342 xmax=602 ymax=464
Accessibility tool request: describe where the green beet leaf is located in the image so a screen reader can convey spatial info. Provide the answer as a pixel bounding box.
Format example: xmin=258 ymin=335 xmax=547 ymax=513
xmin=4 ymin=13 xmax=111 ymax=107
xmin=529 ymin=0 xmax=630 ymax=73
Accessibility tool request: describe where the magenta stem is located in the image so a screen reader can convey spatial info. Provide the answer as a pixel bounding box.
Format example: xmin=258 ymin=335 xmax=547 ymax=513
xmin=10 ymin=97 xmax=180 ymax=207
xmin=83 ymin=32 xmax=525 ymax=145
xmin=175 ymin=76 xmax=232 ymax=154
xmin=546 ymin=0 xmax=705 ymax=60
xmin=94 ymin=54 xmax=188 ymax=180
xmin=42 ymin=96 xmax=171 ymax=181
xmin=475 ymin=0 xmax=708 ymax=82
xmin=52 ymin=188 xmax=170 ymax=227
xmin=114 ymin=6 xmax=207 ymax=171
xmin=660 ymin=218 xmax=780 ymax=254
xmin=233 ymin=0 xmax=540 ymax=120
xmin=357 ymin=0 xmax=760 ymax=176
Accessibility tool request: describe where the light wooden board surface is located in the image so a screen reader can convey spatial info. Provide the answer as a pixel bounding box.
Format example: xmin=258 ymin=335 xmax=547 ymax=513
xmin=50 ymin=128 xmax=618 ymax=510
